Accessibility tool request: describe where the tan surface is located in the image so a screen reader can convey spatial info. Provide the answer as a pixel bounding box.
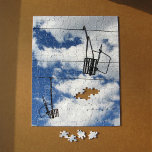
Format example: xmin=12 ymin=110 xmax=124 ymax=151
xmin=0 ymin=0 xmax=152 ymax=152
xmin=75 ymin=87 xmax=100 ymax=100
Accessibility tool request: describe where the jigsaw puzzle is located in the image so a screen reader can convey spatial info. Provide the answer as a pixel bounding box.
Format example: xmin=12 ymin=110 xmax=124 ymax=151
xmin=32 ymin=16 xmax=120 ymax=126
xmin=88 ymin=131 xmax=98 ymax=140
xmin=59 ymin=130 xmax=98 ymax=142
xmin=77 ymin=130 xmax=86 ymax=139
xmin=59 ymin=131 xmax=69 ymax=138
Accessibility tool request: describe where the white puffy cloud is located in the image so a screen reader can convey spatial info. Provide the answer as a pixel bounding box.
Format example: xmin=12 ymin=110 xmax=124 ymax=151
xmin=112 ymin=116 xmax=120 ymax=126
xmin=43 ymin=75 xmax=120 ymax=126
xmin=33 ymin=16 xmax=118 ymax=42
xmin=32 ymin=31 xmax=119 ymax=80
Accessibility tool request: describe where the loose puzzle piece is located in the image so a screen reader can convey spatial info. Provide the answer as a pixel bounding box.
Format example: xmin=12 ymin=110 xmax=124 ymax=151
xmin=68 ymin=135 xmax=77 ymax=142
xmin=59 ymin=130 xmax=99 ymax=142
xmin=88 ymin=131 xmax=98 ymax=140
xmin=59 ymin=130 xmax=69 ymax=138
xmin=77 ymin=130 xmax=86 ymax=139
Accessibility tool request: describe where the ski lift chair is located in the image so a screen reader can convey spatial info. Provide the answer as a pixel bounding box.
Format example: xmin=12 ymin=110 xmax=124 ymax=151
xmin=83 ymin=26 xmax=111 ymax=76
xmin=39 ymin=77 xmax=59 ymax=119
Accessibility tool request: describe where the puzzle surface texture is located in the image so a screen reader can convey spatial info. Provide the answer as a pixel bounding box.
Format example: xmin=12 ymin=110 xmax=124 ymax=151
xmin=32 ymin=16 xmax=120 ymax=126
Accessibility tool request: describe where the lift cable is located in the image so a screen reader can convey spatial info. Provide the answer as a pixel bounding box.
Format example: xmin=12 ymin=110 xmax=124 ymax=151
xmin=33 ymin=27 xmax=118 ymax=32
xmin=32 ymin=76 xmax=105 ymax=81
xmin=32 ymin=60 xmax=119 ymax=63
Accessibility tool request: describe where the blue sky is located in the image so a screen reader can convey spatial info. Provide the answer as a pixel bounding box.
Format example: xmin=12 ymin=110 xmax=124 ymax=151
xmin=32 ymin=16 xmax=120 ymax=126
xmin=33 ymin=28 xmax=82 ymax=50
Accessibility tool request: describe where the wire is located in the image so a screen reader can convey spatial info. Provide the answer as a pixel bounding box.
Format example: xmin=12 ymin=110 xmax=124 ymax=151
xmin=33 ymin=27 xmax=118 ymax=32
xmin=32 ymin=76 xmax=104 ymax=81
xmin=32 ymin=59 xmax=119 ymax=63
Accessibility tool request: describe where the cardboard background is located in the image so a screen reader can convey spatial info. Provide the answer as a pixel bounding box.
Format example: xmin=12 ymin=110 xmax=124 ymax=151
xmin=0 ymin=0 xmax=151 ymax=152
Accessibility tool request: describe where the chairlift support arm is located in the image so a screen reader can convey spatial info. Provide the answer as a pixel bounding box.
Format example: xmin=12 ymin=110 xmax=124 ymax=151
xmin=49 ymin=77 xmax=53 ymax=110
xmin=83 ymin=26 xmax=94 ymax=59
xmin=97 ymin=46 xmax=111 ymax=74
xmin=49 ymin=77 xmax=55 ymax=118
xmin=42 ymin=96 xmax=50 ymax=115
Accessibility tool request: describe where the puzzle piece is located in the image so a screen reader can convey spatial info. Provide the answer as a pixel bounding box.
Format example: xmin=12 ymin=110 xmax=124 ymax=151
xmin=88 ymin=131 xmax=98 ymax=139
xmin=77 ymin=130 xmax=86 ymax=139
xmin=68 ymin=135 xmax=77 ymax=142
xmin=59 ymin=130 xmax=69 ymax=138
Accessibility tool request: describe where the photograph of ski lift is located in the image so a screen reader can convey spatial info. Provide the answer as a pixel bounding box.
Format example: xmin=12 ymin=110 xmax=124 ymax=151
xmin=32 ymin=16 xmax=120 ymax=126
xmin=38 ymin=77 xmax=59 ymax=119
xmin=82 ymin=26 xmax=111 ymax=75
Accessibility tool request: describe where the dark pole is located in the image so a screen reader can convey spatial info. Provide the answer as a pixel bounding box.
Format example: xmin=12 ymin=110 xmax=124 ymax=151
xmin=83 ymin=26 xmax=94 ymax=59
xmin=98 ymin=44 xmax=102 ymax=62
xmin=50 ymin=77 xmax=54 ymax=118
xmin=83 ymin=26 xmax=88 ymax=58
xmin=42 ymin=96 xmax=50 ymax=115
